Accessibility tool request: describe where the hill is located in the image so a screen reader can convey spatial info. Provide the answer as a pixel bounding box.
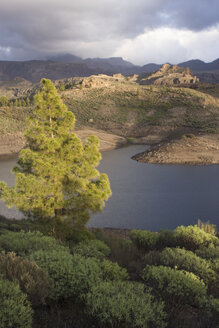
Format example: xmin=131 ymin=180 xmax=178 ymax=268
xmin=0 ymin=69 xmax=219 ymax=160
xmin=137 ymin=64 xmax=199 ymax=86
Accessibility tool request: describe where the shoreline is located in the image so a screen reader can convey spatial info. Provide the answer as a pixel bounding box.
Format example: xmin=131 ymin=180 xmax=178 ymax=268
xmin=0 ymin=128 xmax=128 ymax=159
xmin=132 ymin=134 xmax=219 ymax=165
xmin=1 ymin=129 xmax=219 ymax=166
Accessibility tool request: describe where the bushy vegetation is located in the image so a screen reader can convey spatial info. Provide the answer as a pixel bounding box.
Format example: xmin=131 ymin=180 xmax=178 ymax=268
xmin=86 ymin=281 xmax=166 ymax=328
xmin=129 ymin=229 xmax=159 ymax=251
xmin=0 ymin=276 xmax=32 ymax=328
xmin=0 ymin=251 xmax=51 ymax=305
xmin=72 ymin=239 xmax=110 ymax=258
xmin=0 ymin=217 xmax=218 ymax=328
xmin=129 ymin=224 xmax=219 ymax=252
xmin=0 ymin=230 xmax=67 ymax=256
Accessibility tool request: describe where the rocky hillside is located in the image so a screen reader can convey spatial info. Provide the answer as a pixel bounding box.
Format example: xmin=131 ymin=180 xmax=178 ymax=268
xmin=132 ymin=134 xmax=219 ymax=165
xmin=138 ymin=64 xmax=199 ymax=86
xmin=0 ymin=72 xmax=219 ymax=147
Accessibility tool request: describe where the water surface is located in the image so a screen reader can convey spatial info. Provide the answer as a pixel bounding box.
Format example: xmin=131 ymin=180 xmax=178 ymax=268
xmin=0 ymin=145 xmax=219 ymax=231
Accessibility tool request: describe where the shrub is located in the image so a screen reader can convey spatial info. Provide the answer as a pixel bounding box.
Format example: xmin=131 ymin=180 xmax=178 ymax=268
xmin=99 ymin=259 xmax=129 ymax=281
xmin=86 ymin=281 xmax=167 ymax=328
xmin=174 ymin=225 xmax=219 ymax=251
xmin=28 ymin=250 xmax=103 ymax=301
xmin=0 ymin=251 xmax=51 ymax=306
xmin=0 ymin=276 xmax=32 ymax=328
xmin=129 ymin=230 xmax=159 ymax=251
xmin=157 ymin=230 xmax=177 ymax=249
xmin=96 ymin=233 xmax=139 ymax=269
xmin=141 ymin=265 xmax=208 ymax=312
xmin=195 ymin=245 xmax=219 ymax=260
xmin=0 ymin=231 xmax=68 ymax=256
xmin=157 ymin=247 xmax=217 ymax=289
xmin=29 ymin=249 xmax=128 ymax=301
xmin=72 ymin=239 xmax=110 ymax=259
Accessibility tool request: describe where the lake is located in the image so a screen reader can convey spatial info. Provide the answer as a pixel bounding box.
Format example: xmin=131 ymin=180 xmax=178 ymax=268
xmin=0 ymin=145 xmax=219 ymax=231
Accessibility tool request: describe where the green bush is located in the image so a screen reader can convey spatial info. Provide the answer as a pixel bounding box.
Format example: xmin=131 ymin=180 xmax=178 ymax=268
xmin=174 ymin=225 xmax=219 ymax=251
xmin=141 ymin=265 xmax=208 ymax=311
xmin=0 ymin=231 xmax=68 ymax=256
xmin=72 ymin=239 xmax=110 ymax=259
xmin=0 ymin=251 xmax=51 ymax=306
xmin=29 ymin=248 xmax=128 ymax=302
xmin=195 ymin=245 xmax=219 ymax=260
xmin=157 ymin=247 xmax=217 ymax=291
xmin=96 ymin=233 xmax=139 ymax=269
xmin=0 ymin=277 xmax=32 ymax=328
xmin=99 ymin=259 xmax=129 ymax=281
xmin=86 ymin=281 xmax=167 ymax=328
xmin=28 ymin=250 xmax=103 ymax=300
xmin=129 ymin=230 xmax=159 ymax=251
xmin=157 ymin=230 xmax=177 ymax=249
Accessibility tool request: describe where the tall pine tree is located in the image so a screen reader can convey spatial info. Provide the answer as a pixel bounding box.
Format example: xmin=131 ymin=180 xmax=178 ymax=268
xmin=0 ymin=79 xmax=111 ymax=227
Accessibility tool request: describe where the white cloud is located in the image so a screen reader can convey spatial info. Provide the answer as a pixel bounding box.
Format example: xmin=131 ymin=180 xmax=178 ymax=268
xmin=113 ymin=26 xmax=219 ymax=65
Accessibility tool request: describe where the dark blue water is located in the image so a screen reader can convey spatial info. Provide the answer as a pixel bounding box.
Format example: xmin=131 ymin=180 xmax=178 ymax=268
xmin=0 ymin=145 xmax=219 ymax=231
xmin=88 ymin=145 xmax=219 ymax=231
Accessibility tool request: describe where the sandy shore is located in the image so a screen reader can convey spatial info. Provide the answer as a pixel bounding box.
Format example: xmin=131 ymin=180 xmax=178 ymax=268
xmin=0 ymin=128 xmax=127 ymax=158
xmin=132 ymin=134 xmax=219 ymax=165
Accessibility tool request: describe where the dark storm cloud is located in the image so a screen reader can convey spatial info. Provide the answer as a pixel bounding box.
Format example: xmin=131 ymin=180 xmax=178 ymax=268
xmin=0 ymin=0 xmax=218 ymax=61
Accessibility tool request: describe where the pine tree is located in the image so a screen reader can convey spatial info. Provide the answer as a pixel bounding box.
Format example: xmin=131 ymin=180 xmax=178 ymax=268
xmin=0 ymin=79 xmax=111 ymax=228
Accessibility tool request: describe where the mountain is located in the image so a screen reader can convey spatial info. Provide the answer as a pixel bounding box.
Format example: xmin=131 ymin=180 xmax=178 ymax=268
xmin=178 ymin=59 xmax=219 ymax=72
xmin=0 ymin=55 xmax=218 ymax=83
xmin=47 ymin=53 xmax=83 ymax=63
xmin=0 ymin=60 xmax=103 ymax=82
xmin=141 ymin=63 xmax=161 ymax=72
xmin=0 ymin=58 xmax=143 ymax=82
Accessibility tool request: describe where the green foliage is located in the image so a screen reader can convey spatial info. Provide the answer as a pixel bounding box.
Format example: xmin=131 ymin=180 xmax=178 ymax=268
xmin=154 ymin=247 xmax=218 ymax=296
xmin=0 ymin=78 xmax=111 ymax=228
xmin=196 ymin=245 xmax=219 ymax=260
xmin=86 ymin=281 xmax=167 ymax=328
xmin=0 ymin=96 xmax=8 ymax=106
xmin=0 ymin=251 xmax=51 ymax=306
xmin=141 ymin=265 xmax=208 ymax=311
xmin=99 ymin=259 xmax=129 ymax=281
xmin=129 ymin=229 xmax=159 ymax=251
xmin=29 ymin=248 xmax=128 ymax=302
xmin=0 ymin=230 xmax=67 ymax=256
xmin=174 ymin=225 xmax=219 ymax=251
xmin=28 ymin=250 xmax=102 ymax=300
xmin=157 ymin=229 xmax=177 ymax=249
xmin=72 ymin=239 xmax=110 ymax=259
xmin=0 ymin=276 xmax=32 ymax=328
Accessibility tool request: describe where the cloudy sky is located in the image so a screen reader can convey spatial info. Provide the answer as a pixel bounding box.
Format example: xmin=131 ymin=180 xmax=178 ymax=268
xmin=0 ymin=0 xmax=218 ymax=64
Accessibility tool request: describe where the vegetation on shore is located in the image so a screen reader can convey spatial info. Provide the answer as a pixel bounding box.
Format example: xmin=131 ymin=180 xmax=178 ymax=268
xmin=0 ymin=215 xmax=218 ymax=328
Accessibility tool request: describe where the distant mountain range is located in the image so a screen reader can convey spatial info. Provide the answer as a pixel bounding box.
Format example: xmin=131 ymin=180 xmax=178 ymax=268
xmin=0 ymin=54 xmax=218 ymax=83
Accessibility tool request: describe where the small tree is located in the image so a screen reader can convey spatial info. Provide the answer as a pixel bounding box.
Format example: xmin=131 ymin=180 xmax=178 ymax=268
xmin=0 ymin=79 xmax=111 ymax=228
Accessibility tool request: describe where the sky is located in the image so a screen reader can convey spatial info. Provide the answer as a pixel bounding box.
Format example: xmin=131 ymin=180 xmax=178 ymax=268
xmin=0 ymin=0 xmax=219 ymax=65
